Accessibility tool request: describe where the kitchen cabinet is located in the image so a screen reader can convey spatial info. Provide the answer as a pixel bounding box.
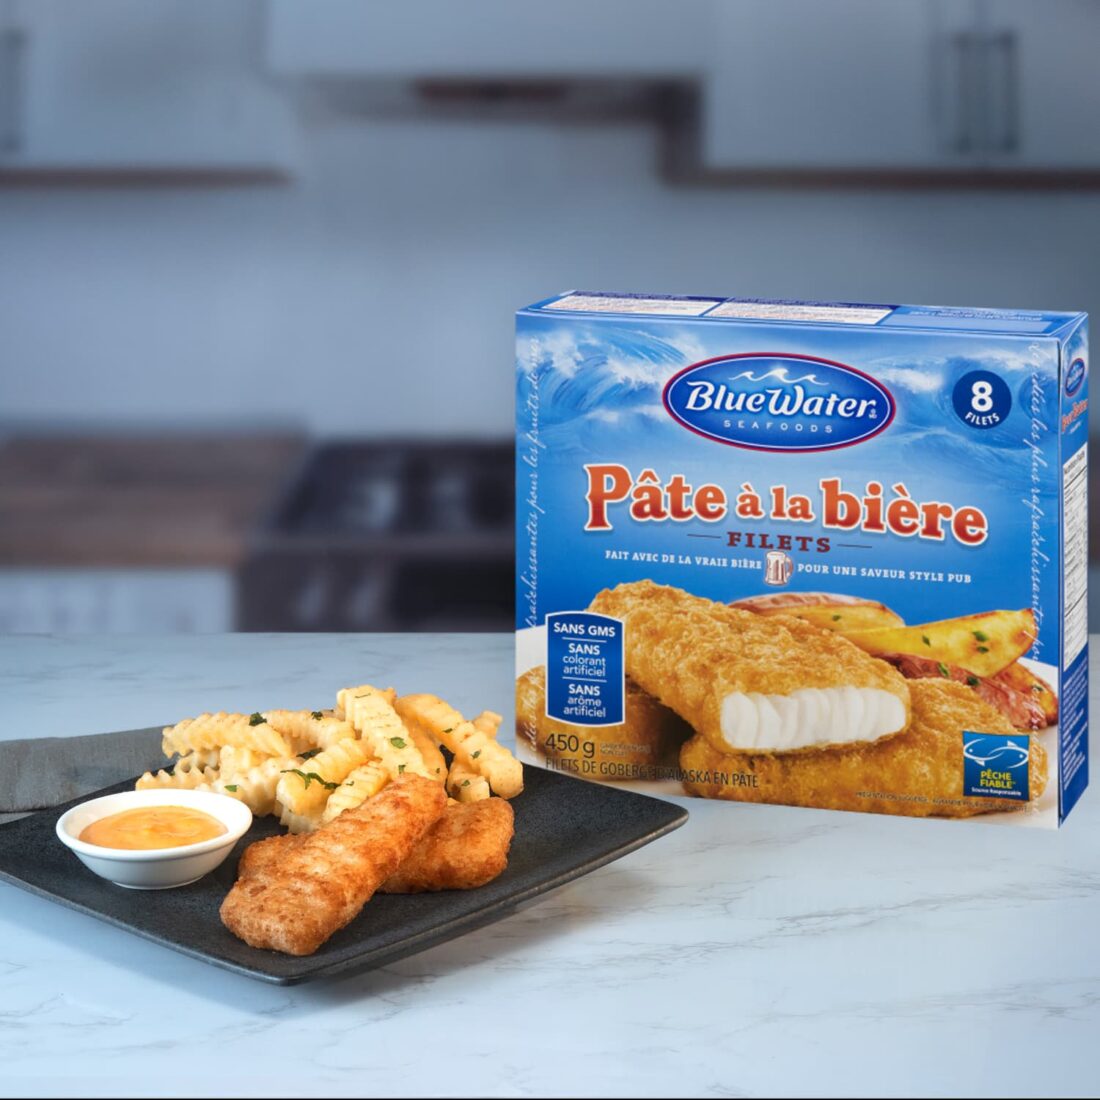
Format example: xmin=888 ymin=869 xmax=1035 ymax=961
xmin=982 ymin=0 xmax=1100 ymax=169
xmin=703 ymin=0 xmax=948 ymax=171
xmin=269 ymin=0 xmax=1100 ymax=179
xmin=0 ymin=0 xmax=298 ymax=178
xmin=701 ymin=0 xmax=1100 ymax=175
xmin=266 ymin=0 xmax=707 ymax=79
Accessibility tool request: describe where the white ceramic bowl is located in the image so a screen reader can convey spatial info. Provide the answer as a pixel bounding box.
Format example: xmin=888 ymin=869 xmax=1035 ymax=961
xmin=56 ymin=788 xmax=252 ymax=890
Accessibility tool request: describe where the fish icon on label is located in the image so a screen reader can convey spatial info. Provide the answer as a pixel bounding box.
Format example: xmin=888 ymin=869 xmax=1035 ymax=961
xmin=763 ymin=550 xmax=793 ymax=587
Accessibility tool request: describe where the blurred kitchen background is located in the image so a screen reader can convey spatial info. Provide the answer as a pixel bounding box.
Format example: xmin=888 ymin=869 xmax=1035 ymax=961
xmin=0 ymin=0 xmax=1097 ymax=633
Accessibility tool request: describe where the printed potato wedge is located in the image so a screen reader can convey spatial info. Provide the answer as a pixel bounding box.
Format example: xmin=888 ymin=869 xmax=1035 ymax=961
xmin=842 ymin=609 xmax=1036 ymax=679
xmin=732 ymin=592 xmax=903 ymax=634
xmin=993 ymin=661 xmax=1059 ymax=727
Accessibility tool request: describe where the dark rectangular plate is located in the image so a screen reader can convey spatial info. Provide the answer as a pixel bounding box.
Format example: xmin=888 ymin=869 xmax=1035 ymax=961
xmin=0 ymin=743 xmax=687 ymax=984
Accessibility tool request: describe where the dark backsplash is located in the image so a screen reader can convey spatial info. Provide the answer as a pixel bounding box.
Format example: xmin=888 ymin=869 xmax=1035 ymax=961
xmin=237 ymin=441 xmax=514 ymax=631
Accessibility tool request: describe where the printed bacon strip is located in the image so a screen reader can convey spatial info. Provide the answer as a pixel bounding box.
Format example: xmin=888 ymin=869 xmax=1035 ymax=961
xmin=880 ymin=652 xmax=1050 ymax=731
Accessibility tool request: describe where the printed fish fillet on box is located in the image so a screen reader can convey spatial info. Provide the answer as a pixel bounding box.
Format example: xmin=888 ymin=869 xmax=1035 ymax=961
xmin=515 ymin=292 xmax=1089 ymax=827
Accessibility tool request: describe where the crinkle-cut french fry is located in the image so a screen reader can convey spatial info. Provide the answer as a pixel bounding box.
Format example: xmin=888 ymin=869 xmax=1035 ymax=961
xmin=278 ymin=803 xmax=324 ymax=835
xmin=334 ymin=686 xmax=396 ymax=722
xmin=263 ymin=709 xmax=358 ymax=751
xmin=447 ymin=759 xmax=491 ymax=802
xmin=135 ymin=751 xmax=219 ymax=791
xmin=162 ymin=712 xmax=291 ymax=758
xmin=203 ymin=757 xmax=297 ymax=816
xmin=147 ymin=757 xmax=294 ymax=815
xmin=320 ymin=761 xmax=391 ymax=824
xmin=407 ymin=725 xmax=447 ymax=783
xmin=158 ymin=741 xmax=221 ymax=769
xmin=274 ymin=737 xmax=376 ymax=819
xmin=175 ymin=751 xmax=215 ymax=776
xmin=136 ymin=768 xmax=199 ymax=791
xmin=472 ymin=711 xmax=502 ymax=739
xmin=396 ymin=694 xmax=523 ymax=799
xmin=170 ymin=747 xmax=220 ymax=768
xmin=218 ymin=746 xmax=273 ymax=777
xmin=337 ymin=685 xmax=431 ymax=779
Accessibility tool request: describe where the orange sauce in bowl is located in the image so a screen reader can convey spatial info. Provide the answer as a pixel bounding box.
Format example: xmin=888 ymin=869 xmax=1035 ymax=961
xmin=79 ymin=805 xmax=226 ymax=850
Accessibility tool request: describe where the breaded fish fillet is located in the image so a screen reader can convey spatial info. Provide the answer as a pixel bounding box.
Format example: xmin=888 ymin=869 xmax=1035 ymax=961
xmin=220 ymin=775 xmax=446 ymax=955
xmin=515 ymin=665 xmax=691 ymax=776
xmin=680 ymin=678 xmax=1048 ymax=817
xmin=237 ymin=800 xmax=515 ymax=894
xmin=380 ymin=798 xmax=515 ymax=893
xmin=589 ymin=580 xmax=910 ymax=754
xmin=236 ymin=832 xmax=295 ymax=881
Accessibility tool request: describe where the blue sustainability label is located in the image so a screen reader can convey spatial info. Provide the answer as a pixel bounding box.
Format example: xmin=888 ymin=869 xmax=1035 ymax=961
xmin=545 ymin=611 xmax=625 ymax=726
xmin=962 ymin=732 xmax=1031 ymax=801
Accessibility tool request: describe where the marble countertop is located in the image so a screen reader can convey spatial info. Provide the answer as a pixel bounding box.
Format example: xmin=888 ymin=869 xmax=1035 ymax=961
xmin=0 ymin=634 xmax=1096 ymax=1099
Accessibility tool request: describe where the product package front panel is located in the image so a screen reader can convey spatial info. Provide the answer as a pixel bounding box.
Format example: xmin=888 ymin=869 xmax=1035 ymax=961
xmin=516 ymin=293 xmax=1089 ymax=827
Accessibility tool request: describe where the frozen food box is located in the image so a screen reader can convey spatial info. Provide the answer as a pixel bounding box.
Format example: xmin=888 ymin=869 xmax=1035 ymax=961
xmin=515 ymin=292 xmax=1089 ymax=827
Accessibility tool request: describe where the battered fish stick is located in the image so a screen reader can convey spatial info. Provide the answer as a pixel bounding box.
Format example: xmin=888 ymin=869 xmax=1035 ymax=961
xmin=681 ymin=678 xmax=1048 ymax=817
xmin=590 ymin=581 xmax=910 ymax=755
xmin=380 ymin=799 xmax=515 ymax=893
xmin=237 ymin=799 xmax=515 ymax=893
xmin=220 ymin=775 xmax=447 ymax=956
xmin=236 ymin=832 xmax=297 ymax=880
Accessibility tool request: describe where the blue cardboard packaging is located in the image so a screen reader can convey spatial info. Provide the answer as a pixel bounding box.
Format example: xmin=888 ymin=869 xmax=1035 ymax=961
xmin=516 ymin=292 xmax=1088 ymax=827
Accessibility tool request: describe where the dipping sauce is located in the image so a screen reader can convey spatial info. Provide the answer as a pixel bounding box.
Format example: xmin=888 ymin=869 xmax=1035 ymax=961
xmin=79 ymin=805 xmax=226 ymax=850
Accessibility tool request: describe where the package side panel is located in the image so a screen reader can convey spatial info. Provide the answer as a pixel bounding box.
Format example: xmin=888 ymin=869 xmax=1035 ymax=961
xmin=515 ymin=318 xmax=542 ymax=634
xmin=515 ymin=317 xmax=545 ymax=768
xmin=1059 ymin=318 xmax=1089 ymax=822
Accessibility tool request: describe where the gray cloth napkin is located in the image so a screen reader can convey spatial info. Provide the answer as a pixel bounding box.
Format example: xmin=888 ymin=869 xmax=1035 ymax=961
xmin=0 ymin=727 xmax=163 ymax=825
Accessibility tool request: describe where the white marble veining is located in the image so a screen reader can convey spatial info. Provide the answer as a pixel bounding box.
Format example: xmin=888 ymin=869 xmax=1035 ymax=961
xmin=0 ymin=634 xmax=1096 ymax=1098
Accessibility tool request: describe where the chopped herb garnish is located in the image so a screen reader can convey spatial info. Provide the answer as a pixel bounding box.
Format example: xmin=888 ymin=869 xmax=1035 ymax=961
xmin=471 ymin=750 xmax=481 ymax=759
xmin=346 ymin=781 xmax=355 ymax=787
xmin=966 ymin=676 xmax=979 ymax=687
xmin=1031 ymin=684 xmax=1043 ymax=693
xmin=355 ymin=692 xmax=372 ymax=698
xmin=249 ymin=712 xmax=265 ymax=726
xmin=298 ymin=748 xmax=321 ymax=761
xmin=831 ymin=614 xmax=842 ymax=622
xmin=976 ymin=645 xmax=989 ymax=654
xmin=922 ymin=635 xmax=931 ymax=646
xmin=398 ymin=764 xmax=406 ymax=774
xmin=280 ymin=768 xmax=339 ymax=791
xmin=442 ymin=727 xmax=453 ymax=734
xmin=224 ymin=784 xmax=239 ymax=793
xmin=389 ymin=736 xmax=407 ymax=749
xmin=462 ymin=779 xmax=470 ymax=787
xmin=972 ymin=630 xmax=989 ymax=642
xmin=937 ymin=662 xmax=951 ymax=678
xmin=310 ymin=710 xmax=324 ymax=720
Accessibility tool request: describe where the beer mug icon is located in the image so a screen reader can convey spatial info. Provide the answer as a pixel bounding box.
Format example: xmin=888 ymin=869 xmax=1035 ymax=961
xmin=764 ymin=550 xmax=793 ymax=587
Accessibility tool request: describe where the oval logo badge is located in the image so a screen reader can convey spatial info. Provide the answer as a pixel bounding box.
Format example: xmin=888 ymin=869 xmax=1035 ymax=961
xmin=662 ymin=352 xmax=895 ymax=452
xmin=1065 ymin=357 xmax=1086 ymax=397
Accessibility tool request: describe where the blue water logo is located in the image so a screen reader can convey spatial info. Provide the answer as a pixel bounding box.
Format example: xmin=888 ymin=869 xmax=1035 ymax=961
xmin=662 ymin=352 xmax=895 ymax=452
xmin=962 ymin=732 xmax=1030 ymax=801
xmin=1065 ymin=357 xmax=1086 ymax=397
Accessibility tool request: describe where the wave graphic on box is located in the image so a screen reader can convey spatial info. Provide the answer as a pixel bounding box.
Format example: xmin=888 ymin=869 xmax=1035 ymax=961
xmin=728 ymin=368 xmax=825 ymax=386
